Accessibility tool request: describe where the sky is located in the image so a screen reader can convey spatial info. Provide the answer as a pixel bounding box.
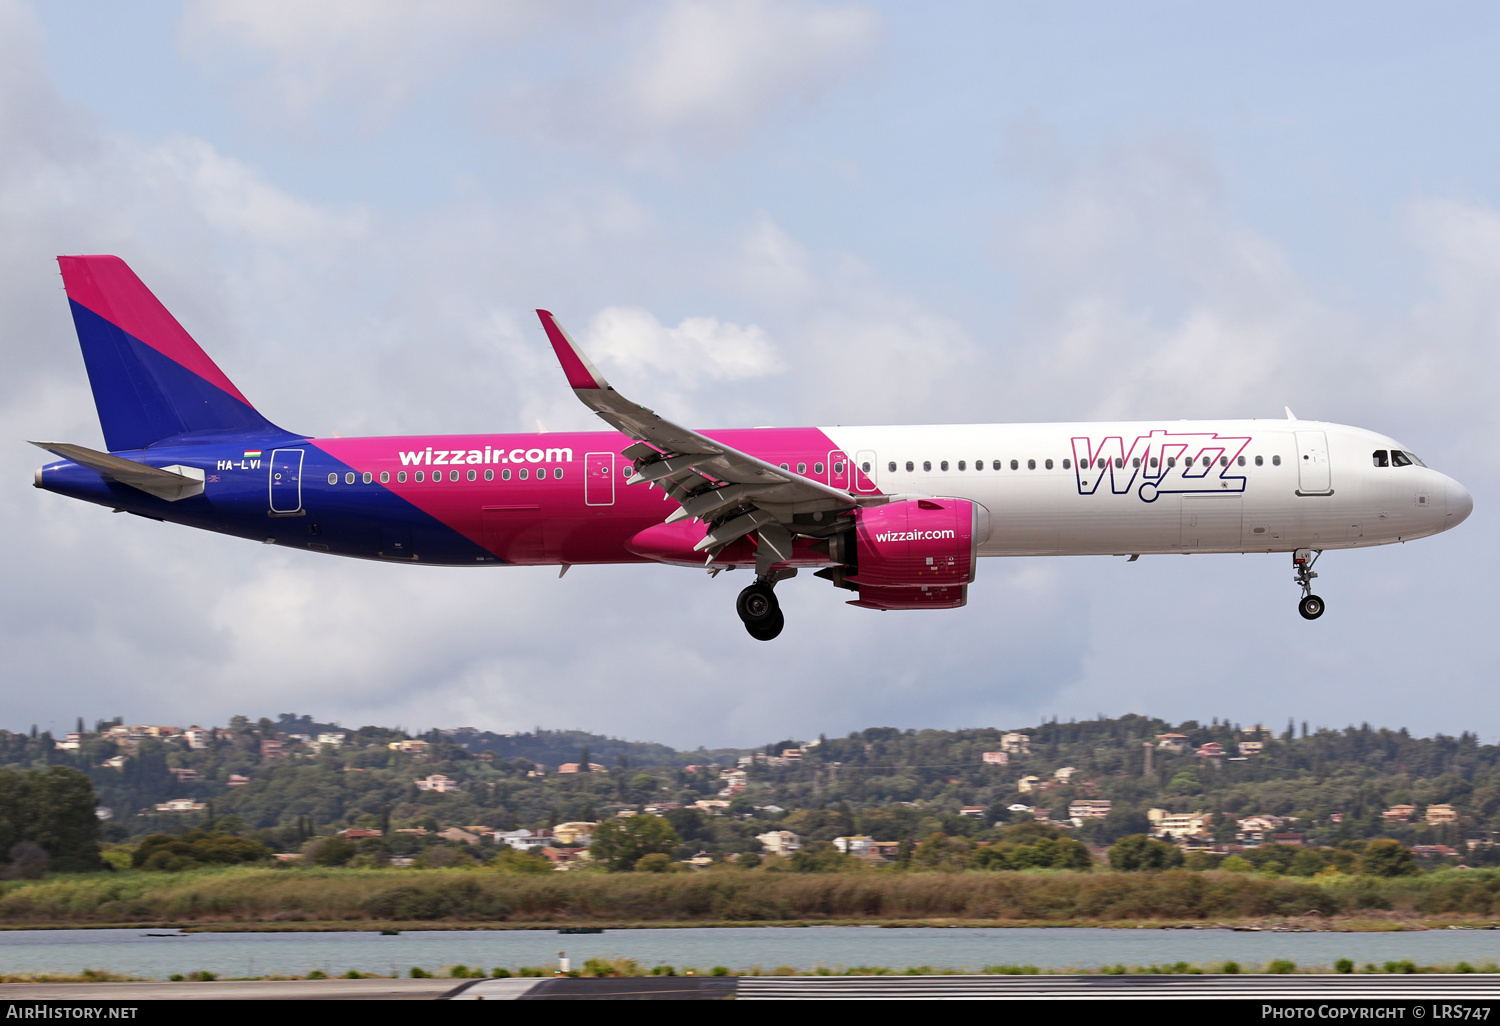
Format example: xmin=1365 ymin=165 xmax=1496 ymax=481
xmin=4 ymin=0 xmax=1500 ymax=748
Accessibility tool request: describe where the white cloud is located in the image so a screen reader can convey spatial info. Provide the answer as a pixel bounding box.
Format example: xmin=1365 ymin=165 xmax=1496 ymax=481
xmin=180 ymin=0 xmax=546 ymax=128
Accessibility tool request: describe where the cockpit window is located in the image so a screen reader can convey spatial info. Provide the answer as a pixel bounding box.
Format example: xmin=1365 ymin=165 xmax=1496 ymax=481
xmin=1390 ymin=450 xmax=1412 ymax=467
xmin=1373 ymin=449 xmax=1389 ymax=467
xmin=1406 ymin=451 xmax=1427 ymax=468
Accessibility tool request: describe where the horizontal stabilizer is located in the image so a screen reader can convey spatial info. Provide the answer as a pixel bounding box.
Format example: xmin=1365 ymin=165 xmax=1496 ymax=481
xmin=31 ymin=441 xmax=205 ymax=501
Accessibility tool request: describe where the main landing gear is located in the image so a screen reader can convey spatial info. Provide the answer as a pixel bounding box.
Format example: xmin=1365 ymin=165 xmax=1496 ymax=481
xmin=1293 ymin=548 xmax=1325 ymax=620
xmin=736 ymin=579 xmax=785 ymax=641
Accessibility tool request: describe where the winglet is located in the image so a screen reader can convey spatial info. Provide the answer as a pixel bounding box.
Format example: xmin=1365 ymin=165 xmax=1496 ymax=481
xmin=536 ymin=310 xmax=610 ymax=391
xmin=1284 ymin=406 xmax=1297 ymax=420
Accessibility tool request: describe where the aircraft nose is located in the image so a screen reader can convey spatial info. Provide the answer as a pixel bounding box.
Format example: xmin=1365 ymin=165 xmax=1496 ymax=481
xmin=1446 ymin=477 xmax=1474 ymax=529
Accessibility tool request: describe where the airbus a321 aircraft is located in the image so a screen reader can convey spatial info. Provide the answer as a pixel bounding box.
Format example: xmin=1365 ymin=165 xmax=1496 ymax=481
xmin=33 ymin=256 xmax=1473 ymax=640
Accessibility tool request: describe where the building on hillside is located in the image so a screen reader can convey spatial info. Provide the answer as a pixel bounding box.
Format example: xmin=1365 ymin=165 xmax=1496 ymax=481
xmin=693 ymin=800 xmax=730 ymax=816
xmin=154 ymin=799 xmax=206 ymax=813
xmin=1237 ymin=741 xmax=1264 ymax=756
xmin=414 ymin=774 xmax=460 ymax=792
xmin=832 ymin=836 xmax=874 ymax=856
xmin=959 ymin=806 xmax=986 ymax=818
xmin=182 ymin=727 xmax=211 ymax=750
xmin=756 ymin=830 xmax=802 ymax=856
xmin=1032 ymin=808 xmax=1051 ymax=822
xmin=1426 ymin=804 xmax=1460 ymax=824
xmin=982 ymin=751 xmax=1009 ymax=765
xmin=1148 ymin=809 xmax=1211 ymax=839
xmin=643 ymin=802 xmax=682 ymax=815
xmin=556 ymin=762 xmax=607 ymax=774
xmin=259 ymin=739 xmax=283 ymax=758
xmin=552 ymin=822 xmax=597 ymax=846
xmin=169 ymin=768 xmax=201 ymax=783
xmin=1000 ymin=733 xmax=1031 ymax=755
xmin=869 ymin=841 xmax=900 ymax=860
xmin=1235 ymin=816 xmax=1285 ymax=843
xmin=101 ymin=755 xmax=126 ymax=770
xmin=1383 ymin=804 xmax=1417 ymax=822
xmin=498 ymin=829 xmax=552 ymax=851
xmin=1196 ymin=743 xmax=1226 ymax=759
xmin=438 ymin=827 xmax=480 ymax=846
xmin=1017 ymin=775 xmax=1043 ymax=794
xmin=339 ymin=828 xmax=383 ymax=839
xmin=1155 ymin=734 xmax=1190 ymax=753
xmin=1053 ymin=766 xmax=1077 ymax=783
xmin=55 ymin=732 xmax=83 ymax=751
xmin=316 ymin=732 xmax=346 ymax=747
xmin=226 ymin=774 xmax=250 ymax=787
xmin=1068 ymin=800 xmax=1113 ymax=822
xmin=387 ymin=740 xmax=430 ymax=755
xmin=1411 ymin=845 xmax=1462 ymax=859
xmin=1270 ymin=833 xmax=1305 ymax=847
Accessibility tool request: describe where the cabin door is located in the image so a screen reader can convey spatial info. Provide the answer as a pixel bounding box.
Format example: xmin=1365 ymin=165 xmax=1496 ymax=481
xmin=269 ymin=448 xmax=304 ymax=515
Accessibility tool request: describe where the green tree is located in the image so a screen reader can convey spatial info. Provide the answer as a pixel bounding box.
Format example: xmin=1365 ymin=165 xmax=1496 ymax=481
xmin=0 ymin=767 xmax=103 ymax=873
xmin=1361 ymin=839 xmax=1420 ymax=877
xmin=1107 ymin=834 xmax=1184 ymax=871
xmin=589 ymin=815 xmax=680 ymax=871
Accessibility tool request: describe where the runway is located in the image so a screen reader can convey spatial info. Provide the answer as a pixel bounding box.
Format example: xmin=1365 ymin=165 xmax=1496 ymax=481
xmin=6 ymin=973 xmax=1500 ymax=1001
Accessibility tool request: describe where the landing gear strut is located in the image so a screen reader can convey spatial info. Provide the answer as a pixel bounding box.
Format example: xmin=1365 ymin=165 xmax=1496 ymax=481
xmin=1293 ymin=548 xmax=1324 ymax=620
xmin=737 ymin=578 xmax=784 ymax=641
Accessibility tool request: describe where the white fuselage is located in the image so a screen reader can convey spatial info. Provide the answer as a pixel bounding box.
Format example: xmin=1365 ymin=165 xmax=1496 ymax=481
xmin=824 ymin=419 xmax=1471 ymax=557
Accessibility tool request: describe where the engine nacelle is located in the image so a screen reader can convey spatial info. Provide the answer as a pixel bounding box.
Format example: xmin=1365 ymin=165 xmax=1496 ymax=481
xmin=844 ymin=498 xmax=979 ymax=589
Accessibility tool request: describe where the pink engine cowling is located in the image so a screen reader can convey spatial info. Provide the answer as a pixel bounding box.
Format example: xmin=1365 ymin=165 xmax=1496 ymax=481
xmin=840 ymin=498 xmax=978 ymax=608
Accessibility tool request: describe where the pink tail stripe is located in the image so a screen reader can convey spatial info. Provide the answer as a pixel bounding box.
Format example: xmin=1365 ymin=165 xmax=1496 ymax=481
xmin=58 ymin=255 xmax=252 ymax=407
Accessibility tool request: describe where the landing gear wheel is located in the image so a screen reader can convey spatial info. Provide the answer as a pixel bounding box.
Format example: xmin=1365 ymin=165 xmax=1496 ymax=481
xmin=1298 ymin=594 xmax=1325 ymax=620
xmin=736 ymin=583 xmax=779 ymax=626
xmin=745 ymin=608 xmax=785 ymax=641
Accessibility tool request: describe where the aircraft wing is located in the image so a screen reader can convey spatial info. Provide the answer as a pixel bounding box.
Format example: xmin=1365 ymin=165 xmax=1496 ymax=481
xmin=536 ymin=310 xmax=862 ymax=561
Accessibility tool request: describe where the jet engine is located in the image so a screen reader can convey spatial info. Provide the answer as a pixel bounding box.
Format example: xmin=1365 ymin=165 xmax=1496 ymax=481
xmin=815 ymin=498 xmax=985 ymax=609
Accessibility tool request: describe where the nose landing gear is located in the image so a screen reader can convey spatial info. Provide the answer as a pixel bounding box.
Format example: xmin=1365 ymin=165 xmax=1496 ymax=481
xmin=736 ymin=578 xmax=785 ymax=641
xmin=1293 ymin=548 xmax=1324 ymax=620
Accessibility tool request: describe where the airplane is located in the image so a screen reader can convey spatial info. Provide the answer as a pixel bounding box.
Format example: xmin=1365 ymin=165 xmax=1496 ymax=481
xmin=32 ymin=255 xmax=1473 ymax=641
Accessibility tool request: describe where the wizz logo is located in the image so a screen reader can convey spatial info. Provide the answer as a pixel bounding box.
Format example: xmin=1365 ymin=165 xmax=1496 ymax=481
xmin=1071 ymin=430 xmax=1252 ymax=503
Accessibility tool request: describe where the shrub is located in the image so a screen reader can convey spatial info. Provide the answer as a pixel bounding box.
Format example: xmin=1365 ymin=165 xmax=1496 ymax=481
xmin=1107 ymin=835 xmax=1184 ymax=872
xmin=1266 ymin=960 xmax=1296 ymax=974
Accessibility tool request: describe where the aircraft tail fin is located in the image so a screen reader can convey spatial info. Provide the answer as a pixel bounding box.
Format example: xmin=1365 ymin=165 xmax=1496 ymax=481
xmin=56 ymin=255 xmax=289 ymax=452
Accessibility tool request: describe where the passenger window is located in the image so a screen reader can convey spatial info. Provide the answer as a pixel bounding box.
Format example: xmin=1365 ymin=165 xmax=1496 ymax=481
xmin=1132 ymin=458 xmax=1141 ymax=469
xmin=815 ymin=462 xmax=825 ymax=474
xmin=502 ymin=469 xmax=511 ymax=481
xmin=1063 ymin=459 xmax=1071 ymax=470
xmin=1272 ymin=455 xmax=1282 ymax=466
xmin=888 ymin=462 xmax=896 ymax=473
xmin=519 ymin=468 xmax=528 ymax=481
xmin=1236 ymin=456 xmax=1245 ymax=467
xmin=1166 ymin=457 xmax=1175 ymax=468
xmin=1219 ymin=456 xmax=1228 ymax=467
xmin=993 ymin=460 xmax=1002 ymax=470
xmin=797 ymin=462 xmax=807 ymax=474
xmin=975 ymin=459 xmax=984 ymax=471
xmin=780 ymin=463 xmax=789 ymax=470
xmin=1254 ymin=455 xmax=1263 ymax=466
xmin=958 ymin=461 xmax=966 ymax=471
xmin=1114 ymin=458 xmax=1123 ymax=469
xmin=923 ymin=461 xmax=932 ymax=472
xmin=1045 ymin=459 xmax=1054 ymax=470
xmin=1202 ymin=457 xmax=1211 ymax=467
xmin=1373 ymin=450 xmax=1389 ymax=467
xmin=1150 ymin=457 xmax=1158 ymax=468
xmin=554 ymin=467 xmax=564 ymax=479
xmin=484 ymin=469 xmax=494 ymax=481
xmin=860 ymin=462 xmax=870 ymax=473
xmin=327 ymin=473 xmax=338 ymax=485
xmin=449 ymin=470 xmax=459 ymax=482
xmin=467 ymin=469 xmax=477 ymax=482
xmin=1010 ymin=460 xmax=1019 ymax=470
xmin=940 ymin=461 xmax=949 ymax=471
xmin=1391 ymin=450 xmax=1412 ymax=467
xmin=905 ymin=461 xmax=914 ymax=472
xmin=415 ymin=471 xmax=424 ymax=482
xmin=379 ymin=471 xmax=390 ymax=483
xmin=1027 ymin=459 xmax=1036 ymax=470
xmin=833 ymin=462 xmax=843 ymax=474
xmin=344 ymin=472 xmax=354 ymax=484
xmin=397 ymin=472 xmax=407 ymax=483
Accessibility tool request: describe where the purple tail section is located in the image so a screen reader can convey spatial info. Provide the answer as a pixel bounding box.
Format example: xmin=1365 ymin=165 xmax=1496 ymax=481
xmin=57 ymin=255 xmax=290 ymax=452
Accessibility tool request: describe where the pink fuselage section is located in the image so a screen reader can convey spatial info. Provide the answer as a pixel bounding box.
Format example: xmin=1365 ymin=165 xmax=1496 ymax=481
xmin=317 ymin=427 xmax=855 ymax=567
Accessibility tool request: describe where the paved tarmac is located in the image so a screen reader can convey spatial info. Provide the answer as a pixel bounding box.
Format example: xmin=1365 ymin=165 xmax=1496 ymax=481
xmin=8 ymin=973 xmax=1500 ymax=1001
